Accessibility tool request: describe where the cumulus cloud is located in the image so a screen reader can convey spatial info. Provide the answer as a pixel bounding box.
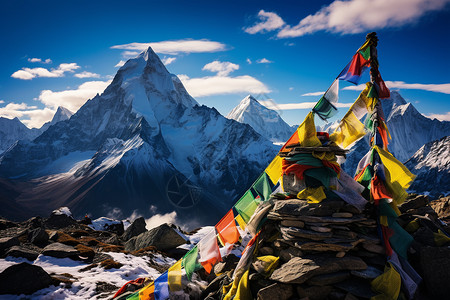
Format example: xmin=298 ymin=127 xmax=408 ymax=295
xmin=425 ymin=111 xmax=450 ymax=121
xmin=343 ymin=81 xmax=450 ymax=94
xmin=115 ymin=60 xmax=126 ymax=67
xmin=244 ymin=10 xmax=286 ymax=34
xmin=38 ymin=80 xmax=112 ymax=112
xmin=0 ymin=102 xmax=54 ymax=128
xmin=74 ymin=71 xmax=101 ymax=79
xmin=145 ymin=211 xmax=178 ymax=230
xmin=178 ymin=74 xmax=270 ymax=97
xmin=256 ymin=58 xmax=273 ymax=64
xmin=246 ymin=58 xmax=252 ymax=64
xmin=121 ymin=51 xmax=140 ymax=58
xmin=161 ymin=57 xmax=177 ymax=65
xmin=276 ymin=0 xmax=450 ymax=38
xmin=11 ymin=63 xmax=80 ymax=80
xmin=259 ymin=100 xmax=352 ymax=110
xmin=28 ymin=58 xmax=52 ymax=64
xmin=111 ymin=39 xmax=227 ymax=55
xmin=302 ymin=91 xmax=325 ymax=96
xmin=202 ymin=61 xmax=239 ymax=76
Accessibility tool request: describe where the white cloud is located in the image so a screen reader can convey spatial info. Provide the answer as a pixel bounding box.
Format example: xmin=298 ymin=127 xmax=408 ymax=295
xmin=121 ymin=51 xmax=140 ymax=58
xmin=178 ymin=74 xmax=270 ymax=98
xmin=38 ymin=80 xmax=112 ymax=112
xmin=161 ymin=57 xmax=177 ymax=65
xmin=74 ymin=71 xmax=101 ymax=79
xmin=425 ymin=111 xmax=450 ymax=121
xmin=259 ymin=100 xmax=352 ymax=110
xmin=289 ymin=87 xmax=294 ymax=91
xmin=11 ymin=63 xmax=80 ymax=80
xmin=0 ymin=100 xmax=4 ymax=104
xmin=0 ymin=102 xmax=54 ymax=128
xmin=145 ymin=211 xmax=178 ymax=230
xmin=246 ymin=58 xmax=252 ymax=64
xmin=202 ymin=61 xmax=239 ymax=76
xmin=256 ymin=58 xmax=273 ymax=64
xmin=277 ymin=0 xmax=450 ymax=38
xmin=115 ymin=60 xmax=126 ymax=68
xmin=302 ymin=91 xmax=325 ymax=96
xmin=244 ymin=10 xmax=286 ymax=34
xmin=343 ymin=81 xmax=450 ymax=94
xmin=28 ymin=58 xmax=52 ymax=64
xmin=111 ymin=39 xmax=227 ymax=55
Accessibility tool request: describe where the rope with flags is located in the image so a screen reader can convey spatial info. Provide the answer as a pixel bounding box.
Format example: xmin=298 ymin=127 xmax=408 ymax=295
xmin=115 ymin=32 xmax=415 ymax=300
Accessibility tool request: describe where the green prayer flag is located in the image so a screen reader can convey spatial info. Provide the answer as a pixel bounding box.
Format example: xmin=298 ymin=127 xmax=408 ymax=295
xmin=359 ymin=46 xmax=371 ymax=60
xmin=235 ymin=190 xmax=258 ymax=223
xmin=367 ymin=84 xmax=378 ymax=99
xmin=126 ymin=291 xmax=140 ymax=300
xmin=252 ymin=172 xmax=272 ymax=201
xmin=313 ymin=97 xmax=338 ymax=120
xmin=182 ymin=246 xmax=201 ymax=281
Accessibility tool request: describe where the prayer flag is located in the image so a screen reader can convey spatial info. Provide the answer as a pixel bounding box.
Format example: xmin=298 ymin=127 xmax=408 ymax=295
xmin=338 ymin=52 xmax=370 ymax=84
xmin=235 ymin=190 xmax=258 ymax=223
xmin=182 ymin=246 xmax=201 ymax=281
xmin=125 ymin=291 xmax=139 ymax=300
xmin=297 ymin=186 xmax=326 ymax=203
xmin=168 ymin=260 xmax=182 ymax=292
xmin=139 ymin=282 xmax=154 ymax=300
xmin=265 ymin=157 xmax=283 ymax=185
xmin=234 ymin=269 xmax=252 ymax=300
xmin=330 ymin=111 xmax=366 ymax=149
xmin=216 ymin=209 xmax=240 ymax=245
xmin=371 ymin=262 xmax=401 ymax=300
xmin=280 ymin=112 xmax=321 ymax=152
xmin=252 ymin=172 xmax=272 ymax=201
xmin=198 ymin=231 xmax=222 ymax=274
xmin=154 ymin=272 xmax=169 ymax=300
xmin=313 ymin=80 xmax=339 ymax=120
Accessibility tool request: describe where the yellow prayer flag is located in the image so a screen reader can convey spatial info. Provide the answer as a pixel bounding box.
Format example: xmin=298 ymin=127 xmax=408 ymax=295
xmin=265 ymin=157 xmax=283 ymax=185
xmin=234 ymin=269 xmax=252 ymax=300
xmin=371 ymin=262 xmax=401 ymax=300
xmin=168 ymin=260 xmax=182 ymax=292
xmin=139 ymin=282 xmax=154 ymax=300
xmin=298 ymin=112 xmax=322 ymax=147
xmin=235 ymin=214 xmax=247 ymax=230
xmin=330 ymin=111 xmax=366 ymax=149
xmin=297 ymin=186 xmax=326 ymax=203
xmin=374 ymin=146 xmax=416 ymax=190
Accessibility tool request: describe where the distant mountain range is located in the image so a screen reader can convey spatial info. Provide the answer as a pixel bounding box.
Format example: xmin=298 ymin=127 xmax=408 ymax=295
xmin=0 ymin=47 xmax=277 ymax=226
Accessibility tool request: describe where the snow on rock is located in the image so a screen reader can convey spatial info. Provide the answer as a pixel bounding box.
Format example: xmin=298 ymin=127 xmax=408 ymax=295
xmin=227 ymin=95 xmax=295 ymax=144
xmin=52 ymin=207 xmax=73 ymax=217
xmin=88 ymin=217 xmax=122 ymax=231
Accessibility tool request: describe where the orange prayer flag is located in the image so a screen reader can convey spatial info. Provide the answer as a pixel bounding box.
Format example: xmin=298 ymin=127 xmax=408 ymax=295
xmin=139 ymin=282 xmax=155 ymax=300
xmin=216 ymin=209 xmax=240 ymax=245
xmin=198 ymin=230 xmax=222 ymax=274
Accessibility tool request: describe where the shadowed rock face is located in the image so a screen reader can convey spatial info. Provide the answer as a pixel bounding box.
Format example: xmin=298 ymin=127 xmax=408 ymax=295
xmin=0 ymin=47 xmax=277 ymax=225
xmin=0 ymin=263 xmax=52 ymax=295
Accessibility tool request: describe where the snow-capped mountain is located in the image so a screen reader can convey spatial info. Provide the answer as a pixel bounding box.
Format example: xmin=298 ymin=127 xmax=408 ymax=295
xmin=0 ymin=107 xmax=73 ymax=155
xmin=405 ymin=136 xmax=450 ymax=198
xmin=227 ymin=95 xmax=294 ymax=144
xmin=341 ymin=91 xmax=450 ymax=175
xmin=39 ymin=106 xmax=73 ymax=132
xmin=0 ymin=47 xmax=277 ymax=226
xmin=0 ymin=117 xmax=40 ymax=154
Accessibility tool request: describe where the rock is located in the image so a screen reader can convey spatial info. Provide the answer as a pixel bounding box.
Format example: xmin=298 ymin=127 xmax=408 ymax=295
xmin=333 ymin=277 xmax=377 ymax=299
xmin=280 ymin=220 xmax=305 ymax=228
xmin=259 ymin=247 xmax=274 ymax=255
xmin=280 ymin=226 xmax=333 ymax=241
xmin=361 ymin=242 xmax=385 ymax=254
xmin=41 ymin=242 xmax=80 ymax=258
xmin=413 ymin=227 xmax=436 ymax=246
xmin=0 ymin=262 xmax=52 ymax=294
xmin=273 ymin=199 xmax=344 ymax=217
xmin=0 ymin=236 xmax=19 ymax=255
xmin=351 ymin=266 xmax=383 ymax=280
xmin=336 ymin=251 xmax=346 ymax=258
xmin=104 ymin=222 xmax=125 ymax=236
xmin=332 ymin=212 xmax=353 ymax=218
xmin=214 ymin=254 xmax=240 ymax=275
xmin=297 ymin=285 xmax=334 ymax=300
xmin=121 ymin=217 xmax=147 ymax=241
xmin=307 ymin=271 xmax=350 ymax=286
xmin=124 ymin=223 xmax=187 ymax=252
xmin=28 ymin=227 xmax=49 ymax=246
xmin=105 ymin=234 xmax=122 ymax=245
xmin=48 ymin=231 xmax=59 ymax=241
xmin=420 ymin=247 xmax=450 ymax=299
xmin=0 ymin=218 xmax=17 ymax=230
xmin=430 ymin=196 xmax=450 ymax=220
xmin=257 ymin=283 xmax=293 ymax=300
xmin=293 ymin=240 xmax=357 ymax=252
xmin=6 ymin=246 xmax=39 ymax=261
xmin=44 ymin=213 xmax=78 ymax=229
xmin=271 ymin=256 xmax=367 ymax=284
xmin=24 ymin=216 xmax=44 ymax=229
xmin=399 ymin=194 xmax=429 ymax=213
xmin=310 ymin=226 xmax=332 ymax=233
xmin=279 ymin=247 xmax=303 ymax=262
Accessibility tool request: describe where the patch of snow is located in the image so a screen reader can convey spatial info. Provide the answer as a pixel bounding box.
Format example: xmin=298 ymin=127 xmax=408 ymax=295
xmin=88 ymin=217 xmax=122 ymax=231
xmin=52 ymin=207 xmax=72 ymax=217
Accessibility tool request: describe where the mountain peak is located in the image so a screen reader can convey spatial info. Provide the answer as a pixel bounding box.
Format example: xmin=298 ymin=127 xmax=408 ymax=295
xmin=52 ymin=106 xmax=73 ymax=124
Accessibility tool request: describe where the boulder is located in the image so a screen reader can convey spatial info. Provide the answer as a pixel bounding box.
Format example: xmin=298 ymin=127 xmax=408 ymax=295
xmin=24 ymin=216 xmax=44 ymax=230
xmin=270 ymin=256 xmax=367 ymax=284
xmin=121 ymin=217 xmax=147 ymax=241
xmin=420 ymin=246 xmax=450 ymax=299
xmin=124 ymin=223 xmax=187 ymax=252
xmin=6 ymin=246 xmax=39 ymax=261
xmin=0 ymin=218 xmax=17 ymax=230
xmin=257 ymin=283 xmax=293 ymax=300
xmin=399 ymin=194 xmax=429 ymax=213
xmin=273 ymin=199 xmax=344 ymax=217
xmin=41 ymin=242 xmax=79 ymax=258
xmin=28 ymin=227 xmax=49 ymax=246
xmin=0 ymin=236 xmax=19 ymax=255
xmin=306 ymin=271 xmax=350 ymax=286
xmin=0 ymin=262 xmax=52 ymax=295
xmin=44 ymin=213 xmax=78 ymax=229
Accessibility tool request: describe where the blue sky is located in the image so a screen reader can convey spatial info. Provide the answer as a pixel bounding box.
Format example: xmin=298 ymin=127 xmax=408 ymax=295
xmin=1 ymin=0 xmax=449 ymax=128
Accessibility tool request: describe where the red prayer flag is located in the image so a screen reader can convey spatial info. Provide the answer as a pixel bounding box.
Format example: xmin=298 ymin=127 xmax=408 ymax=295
xmin=215 ymin=209 xmax=240 ymax=245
